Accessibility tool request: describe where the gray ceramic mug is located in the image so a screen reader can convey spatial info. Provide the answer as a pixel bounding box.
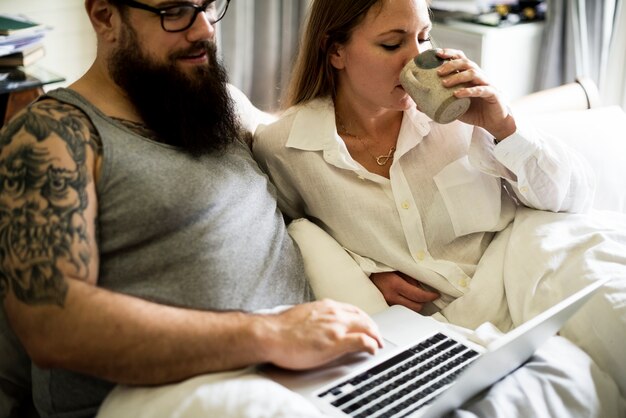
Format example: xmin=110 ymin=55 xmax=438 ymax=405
xmin=400 ymin=49 xmax=470 ymax=124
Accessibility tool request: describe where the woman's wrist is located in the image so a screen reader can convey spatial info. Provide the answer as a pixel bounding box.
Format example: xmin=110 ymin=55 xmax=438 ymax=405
xmin=490 ymin=114 xmax=517 ymax=143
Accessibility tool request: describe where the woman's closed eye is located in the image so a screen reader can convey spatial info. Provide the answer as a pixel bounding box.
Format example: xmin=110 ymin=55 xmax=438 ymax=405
xmin=381 ymin=43 xmax=401 ymax=51
xmin=380 ymin=37 xmax=432 ymax=52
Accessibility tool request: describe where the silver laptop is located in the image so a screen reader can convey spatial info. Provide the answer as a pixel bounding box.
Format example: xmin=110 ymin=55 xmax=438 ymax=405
xmin=260 ymin=278 xmax=608 ymax=418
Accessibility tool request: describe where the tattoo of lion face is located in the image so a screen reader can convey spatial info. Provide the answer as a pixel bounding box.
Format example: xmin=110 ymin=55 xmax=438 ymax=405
xmin=0 ymin=105 xmax=96 ymax=306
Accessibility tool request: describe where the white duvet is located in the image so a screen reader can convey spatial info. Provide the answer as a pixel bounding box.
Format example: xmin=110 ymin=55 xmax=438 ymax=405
xmin=505 ymin=207 xmax=626 ymax=393
xmin=440 ymin=207 xmax=626 ymax=392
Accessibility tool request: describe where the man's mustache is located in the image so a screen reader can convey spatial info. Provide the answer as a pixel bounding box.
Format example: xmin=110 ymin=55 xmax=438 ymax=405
xmin=170 ymin=41 xmax=216 ymax=60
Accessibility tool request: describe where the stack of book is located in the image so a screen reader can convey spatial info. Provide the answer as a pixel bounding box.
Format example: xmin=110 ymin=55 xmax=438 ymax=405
xmin=0 ymin=14 xmax=48 ymax=68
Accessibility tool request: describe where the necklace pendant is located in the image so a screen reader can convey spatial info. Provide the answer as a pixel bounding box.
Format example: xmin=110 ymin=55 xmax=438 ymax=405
xmin=376 ymin=147 xmax=396 ymax=166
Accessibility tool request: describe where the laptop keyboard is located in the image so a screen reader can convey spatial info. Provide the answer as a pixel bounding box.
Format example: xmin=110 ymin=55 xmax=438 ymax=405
xmin=317 ymin=333 xmax=479 ymax=418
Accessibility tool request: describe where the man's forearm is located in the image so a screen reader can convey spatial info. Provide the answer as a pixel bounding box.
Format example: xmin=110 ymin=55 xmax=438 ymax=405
xmin=4 ymin=278 xmax=268 ymax=385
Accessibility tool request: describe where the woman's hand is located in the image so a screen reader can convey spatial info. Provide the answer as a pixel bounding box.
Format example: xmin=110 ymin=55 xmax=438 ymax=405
xmin=370 ymin=271 xmax=439 ymax=313
xmin=435 ymin=48 xmax=516 ymax=141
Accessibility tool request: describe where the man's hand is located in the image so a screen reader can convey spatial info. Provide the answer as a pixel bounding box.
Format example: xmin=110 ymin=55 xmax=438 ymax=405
xmin=260 ymin=299 xmax=383 ymax=370
xmin=370 ymin=272 xmax=439 ymax=313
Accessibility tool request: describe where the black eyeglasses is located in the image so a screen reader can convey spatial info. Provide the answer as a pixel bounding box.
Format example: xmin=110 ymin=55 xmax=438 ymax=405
xmin=119 ymin=0 xmax=230 ymax=32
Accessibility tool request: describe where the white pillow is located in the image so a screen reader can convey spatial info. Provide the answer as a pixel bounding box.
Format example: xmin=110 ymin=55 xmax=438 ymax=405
xmin=228 ymin=84 xmax=277 ymax=135
xmin=526 ymin=106 xmax=626 ymax=214
xmin=287 ymin=218 xmax=389 ymax=314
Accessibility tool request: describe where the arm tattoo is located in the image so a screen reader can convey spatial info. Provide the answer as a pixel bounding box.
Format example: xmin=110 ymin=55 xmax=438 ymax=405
xmin=0 ymin=100 xmax=102 ymax=307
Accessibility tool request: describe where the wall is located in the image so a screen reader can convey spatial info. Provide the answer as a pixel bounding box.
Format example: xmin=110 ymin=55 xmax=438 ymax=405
xmin=0 ymin=0 xmax=96 ymax=88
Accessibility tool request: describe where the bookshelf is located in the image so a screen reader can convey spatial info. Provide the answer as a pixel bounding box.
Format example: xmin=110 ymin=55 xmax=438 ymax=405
xmin=0 ymin=1 xmax=96 ymax=89
xmin=0 ymin=66 xmax=65 ymax=127
xmin=0 ymin=12 xmax=68 ymax=128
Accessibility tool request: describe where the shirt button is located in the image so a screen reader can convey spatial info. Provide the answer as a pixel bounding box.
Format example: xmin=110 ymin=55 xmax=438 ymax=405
xmin=520 ymin=186 xmax=529 ymax=194
xmin=416 ymin=250 xmax=425 ymax=261
xmin=357 ymin=175 xmax=365 ymax=180
xmin=458 ymin=278 xmax=468 ymax=288
xmin=401 ymin=201 xmax=410 ymax=209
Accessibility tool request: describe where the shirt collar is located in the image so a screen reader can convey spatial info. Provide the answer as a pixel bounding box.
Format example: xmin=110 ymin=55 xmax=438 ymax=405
xmin=285 ymin=97 xmax=361 ymax=171
xmin=285 ymin=96 xmax=435 ymax=170
xmin=286 ymin=97 xmax=338 ymax=151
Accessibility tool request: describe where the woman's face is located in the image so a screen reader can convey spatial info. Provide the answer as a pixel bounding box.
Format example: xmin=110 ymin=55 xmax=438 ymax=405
xmin=331 ymin=0 xmax=433 ymax=112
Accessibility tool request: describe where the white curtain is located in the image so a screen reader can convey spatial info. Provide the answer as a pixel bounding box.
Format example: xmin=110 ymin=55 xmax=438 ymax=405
xmin=537 ymin=0 xmax=625 ymax=109
xmin=600 ymin=0 xmax=626 ymax=109
xmin=217 ymin=0 xmax=311 ymax=111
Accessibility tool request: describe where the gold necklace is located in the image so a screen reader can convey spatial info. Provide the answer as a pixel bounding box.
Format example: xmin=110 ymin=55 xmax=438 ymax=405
xmin=336 ymin=118 xmax=396 ymax=166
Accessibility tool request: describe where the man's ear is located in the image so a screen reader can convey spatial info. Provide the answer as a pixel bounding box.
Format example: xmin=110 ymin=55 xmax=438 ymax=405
xmin=85 ymin=0 xmax=121 ymax=43
xmin=329 ymin=42 xmax=345 ymax=70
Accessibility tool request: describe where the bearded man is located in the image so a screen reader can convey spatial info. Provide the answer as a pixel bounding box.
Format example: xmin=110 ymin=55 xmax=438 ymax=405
xmin=0 ymin=1 xmax=383 ymax=417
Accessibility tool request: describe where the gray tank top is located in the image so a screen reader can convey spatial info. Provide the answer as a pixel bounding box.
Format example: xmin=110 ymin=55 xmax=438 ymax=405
xmin=29 ymin=88 xmax=312 ymax=418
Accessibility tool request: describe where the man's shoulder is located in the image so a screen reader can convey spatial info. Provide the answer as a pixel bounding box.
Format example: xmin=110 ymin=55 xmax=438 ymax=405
xmin=2 ymin=93 xmax=91 ymax=132
xmin=0 ymin=93 xmax=101 ymax=155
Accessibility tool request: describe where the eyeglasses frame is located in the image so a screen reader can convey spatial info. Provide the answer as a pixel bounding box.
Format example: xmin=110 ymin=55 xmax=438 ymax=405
xmin=117 ymin=0 xmax=231 ymax=32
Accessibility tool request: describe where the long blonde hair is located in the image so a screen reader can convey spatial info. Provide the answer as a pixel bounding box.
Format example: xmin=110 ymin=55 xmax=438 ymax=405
xmin=283 ymin=0 xmax=383 ymax=108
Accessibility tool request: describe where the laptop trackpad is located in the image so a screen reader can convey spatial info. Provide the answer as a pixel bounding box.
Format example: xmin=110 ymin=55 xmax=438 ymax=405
xmin=375 ymin=305 xmax=447 ymax=346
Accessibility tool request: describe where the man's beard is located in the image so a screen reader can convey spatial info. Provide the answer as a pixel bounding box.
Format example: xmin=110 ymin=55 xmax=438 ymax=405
xmin=109 ymin=27 xmax=240 ymax=156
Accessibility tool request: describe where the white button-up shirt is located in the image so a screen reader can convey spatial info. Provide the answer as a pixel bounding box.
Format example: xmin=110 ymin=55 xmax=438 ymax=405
xmin=254 ymin=97 xmax=595 ymax=309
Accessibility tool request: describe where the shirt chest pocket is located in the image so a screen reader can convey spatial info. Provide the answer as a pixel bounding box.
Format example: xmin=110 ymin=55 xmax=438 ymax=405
xmin=433 ymin=156 xmax=502 ymax=237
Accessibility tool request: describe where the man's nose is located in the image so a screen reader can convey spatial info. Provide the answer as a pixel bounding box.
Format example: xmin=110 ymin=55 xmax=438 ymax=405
xmin=185 ymin=10 xmax=216 ymax=42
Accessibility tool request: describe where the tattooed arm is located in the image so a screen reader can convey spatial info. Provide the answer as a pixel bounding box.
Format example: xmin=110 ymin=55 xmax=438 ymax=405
xmin=0 ymin=100 xmax=381 ymax=385
xmin=0 ymin=99 xmax=101 ymax=301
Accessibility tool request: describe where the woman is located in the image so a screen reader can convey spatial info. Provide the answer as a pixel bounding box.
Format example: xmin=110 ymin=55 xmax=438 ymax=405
xmin=253 ymin=0 xmax=594 ymax=315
